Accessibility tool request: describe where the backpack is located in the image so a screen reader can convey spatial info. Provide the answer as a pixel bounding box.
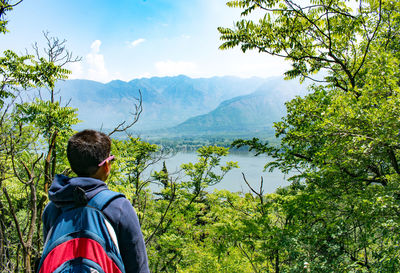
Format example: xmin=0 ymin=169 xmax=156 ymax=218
xmin=37 ymin=189 xmax=126 ymax=273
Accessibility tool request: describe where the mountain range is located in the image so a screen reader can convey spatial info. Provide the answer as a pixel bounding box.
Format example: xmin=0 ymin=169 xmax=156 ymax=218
xmin=52 ymin=75 xmax=308 ymax=136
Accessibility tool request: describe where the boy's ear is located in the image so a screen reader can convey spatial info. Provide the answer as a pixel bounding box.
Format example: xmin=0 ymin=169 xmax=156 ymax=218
xmin=91 ymin=161 xmax=111 ymax=181
xmin=103 ymin=161 xmax=110 ymax=173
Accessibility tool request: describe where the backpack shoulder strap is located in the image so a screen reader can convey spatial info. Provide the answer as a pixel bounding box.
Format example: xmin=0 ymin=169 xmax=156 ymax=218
xmin=88 ymin=189 xmax=125 ymax=211
xmin=87 ymin=190 xmax=125 ymax=255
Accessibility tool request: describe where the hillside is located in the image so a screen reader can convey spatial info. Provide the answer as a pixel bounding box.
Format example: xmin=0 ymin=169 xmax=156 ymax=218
xmin=50 ymin=75 xmax=308 ymax=135
xmin=168 ymin=77 xmax=307 ymax=135
xmin=54 ymin=75 xmax=268 ymax=130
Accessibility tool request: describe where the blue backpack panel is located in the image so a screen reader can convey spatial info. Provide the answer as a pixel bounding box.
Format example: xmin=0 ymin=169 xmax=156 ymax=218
xmin=38 ymin=190 xmax=126 ymax=273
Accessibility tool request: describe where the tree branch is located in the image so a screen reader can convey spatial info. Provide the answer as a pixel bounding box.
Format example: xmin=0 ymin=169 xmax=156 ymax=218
xmin=108 ymin=90 xmax=143 ymax=136
xmin=2 ymin=187 xmax=26 ymax=251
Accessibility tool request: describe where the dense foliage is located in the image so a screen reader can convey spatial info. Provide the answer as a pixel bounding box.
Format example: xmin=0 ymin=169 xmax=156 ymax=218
xmin=219 ymin=0 xmax=400 ymax=271
xmin=1 ymin=0 xmax=400 ymax=272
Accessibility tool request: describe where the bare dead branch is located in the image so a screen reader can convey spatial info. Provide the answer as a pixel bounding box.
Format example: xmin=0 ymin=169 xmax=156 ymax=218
xmin=242 ymin=172 xmax=265 ymax=214
xmin=32 ymin=31 xmax=82 ymax=66
xmin=108 ymin=89 xmax=143 ymax=136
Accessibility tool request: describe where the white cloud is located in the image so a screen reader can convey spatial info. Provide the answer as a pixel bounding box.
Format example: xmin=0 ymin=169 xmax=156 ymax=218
xmin=67 ymin=40 xmax=113 ymax=83
xmin=155 ymin=60 xmax=198 ymax=77
xmin=130 ymin=38 xmax=146 ymax=47
xmin=86 ymin=40 xmax=109 ymax=82
xmin=90 ymin=40 xmax=102 ymax=53
xmin=67 ymin=62 xmax=84 ymax=79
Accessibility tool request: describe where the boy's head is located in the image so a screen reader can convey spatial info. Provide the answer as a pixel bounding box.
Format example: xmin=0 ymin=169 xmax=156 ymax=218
xmin=67 ymin=130 xmax=111 ymax=177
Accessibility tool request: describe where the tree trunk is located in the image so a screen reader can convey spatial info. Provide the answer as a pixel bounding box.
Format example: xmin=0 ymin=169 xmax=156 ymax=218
xmin=275 ymin=250 xmax=279 ymax=273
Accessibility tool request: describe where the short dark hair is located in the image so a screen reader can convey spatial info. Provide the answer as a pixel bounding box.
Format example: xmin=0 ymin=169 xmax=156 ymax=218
xmin=67 ymin=130 xmax=111 ymax=176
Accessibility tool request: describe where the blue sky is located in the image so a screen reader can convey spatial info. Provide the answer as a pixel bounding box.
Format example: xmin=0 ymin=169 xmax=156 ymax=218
xmin=1 ymin=0 xmax=289 ymax=82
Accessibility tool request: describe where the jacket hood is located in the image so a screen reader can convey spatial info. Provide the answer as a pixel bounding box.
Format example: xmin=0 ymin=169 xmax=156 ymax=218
xmin=49 ymin=174 xmax=109 ymax=208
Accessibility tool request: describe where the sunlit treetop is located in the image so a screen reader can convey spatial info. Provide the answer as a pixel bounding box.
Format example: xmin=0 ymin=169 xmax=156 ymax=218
xmin=219 ymin=0 xmax=400 ymax=94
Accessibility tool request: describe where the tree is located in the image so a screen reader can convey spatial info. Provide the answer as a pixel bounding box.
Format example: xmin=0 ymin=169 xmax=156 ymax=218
xmin=142 ymin=145 xmax=238 ymax=272
xmin=0 ymin=6 xmax=80 ymax=271
xmin=110 ymin=137 xmax=160 ymax=224
xmin=0 ymin=0 xmax=22 ymax=34
xmin=220 ymin=0 xmax=400 ymax=271
xmin=219 ymin=0 xmax=399 ymax=90
xmin=0 ymin=62 xmax=75 ymax=273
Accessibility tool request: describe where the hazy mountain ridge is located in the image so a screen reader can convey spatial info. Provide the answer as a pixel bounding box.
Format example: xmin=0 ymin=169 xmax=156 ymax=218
xmin=52 ymin=75 xmax=307 ymax=135
xmin=168 ymin=78 xmax=307 ymax=135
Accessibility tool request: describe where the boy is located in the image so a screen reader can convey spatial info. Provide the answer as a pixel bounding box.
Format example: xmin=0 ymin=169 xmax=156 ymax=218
xmin=42 ymin=129 xmax=150 ymax=273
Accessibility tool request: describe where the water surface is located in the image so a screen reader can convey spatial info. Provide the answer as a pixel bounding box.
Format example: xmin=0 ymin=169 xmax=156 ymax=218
xmin=146 ymin=152 xmax=292 ymax=193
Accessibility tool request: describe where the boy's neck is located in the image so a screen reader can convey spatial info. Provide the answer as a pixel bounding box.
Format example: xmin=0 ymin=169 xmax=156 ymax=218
xmin=90 ymin=165 xmax=109 ymax=181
